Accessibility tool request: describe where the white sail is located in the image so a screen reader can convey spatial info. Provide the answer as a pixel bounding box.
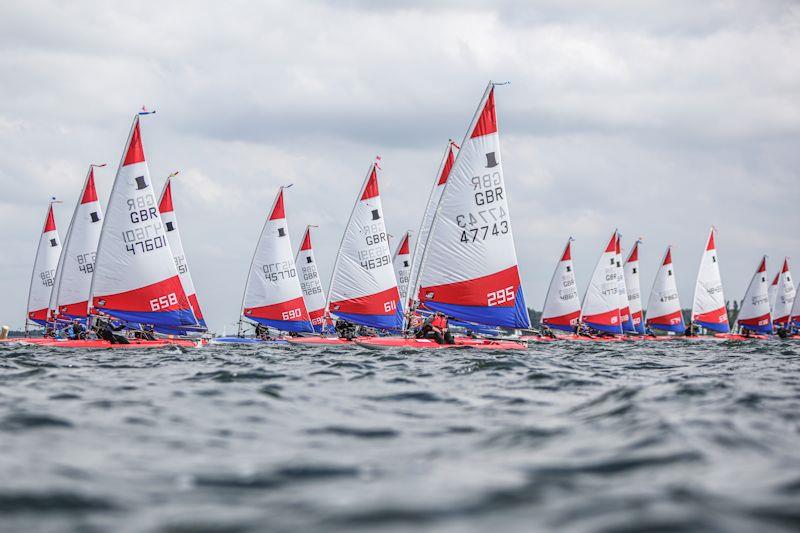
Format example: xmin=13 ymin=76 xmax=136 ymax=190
xmin=158 ymin=175 xmax=206 ymax=328
xmin=392 ymin=231 xmax=411 ymax=307
xmin=645 ymin=246 xmax=685 ymax=333
xmin=406 ymin=141 xmax=457 ymax=306
xmin=295 ymin=226 xmax=328 ymax=332
xmin=768 ymin=270 xmax=780 ymax=311
xmin=737 ymin=256 xmax=772 ymax=334
xmin=581 ymin=231 xmax=622 ymax=334
xmin=616 ymin=234 xmax=634 ymax=332
xmin=241 ymin=188 xmax=312 ymax=332
xmin=327 ymin=163 xmax=403 ymax=330
xmin=691 ymin=227 xmax=730 ymax=332
xmin=624 ymin=240 xmax=644 ymax=334
xmin=89 ymin=115 xmax=195 ymax=330
xmin=417 ymin=83 xmax=530 ymax=328
xmin=27 ymin=202 xmax=62 ymax=326
xmin=773 ymin=258 xmax=795 ymax=326
xmin=541 ymin=238 xmax=580 ymax=332
xmin=50 ymin=165 xmax=105 ymax=322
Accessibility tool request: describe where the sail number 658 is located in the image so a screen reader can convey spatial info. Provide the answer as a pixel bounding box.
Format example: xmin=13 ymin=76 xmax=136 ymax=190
xmin=150 ymin=292 xmax=178 ymax=311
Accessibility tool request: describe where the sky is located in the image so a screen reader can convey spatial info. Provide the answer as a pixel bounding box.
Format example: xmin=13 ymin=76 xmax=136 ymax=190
xmin=1 ymin=0 xmax=798 ymax=331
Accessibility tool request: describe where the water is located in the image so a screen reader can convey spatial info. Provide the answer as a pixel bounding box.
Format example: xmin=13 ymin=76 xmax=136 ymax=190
xmin=1 ymin=340 xmax=799 ymax=533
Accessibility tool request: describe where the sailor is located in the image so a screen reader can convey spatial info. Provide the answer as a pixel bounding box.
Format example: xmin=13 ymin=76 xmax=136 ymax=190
xmin=140 ymin=324 xmax=156 ymax=341
xmin=95 ymin=316 xmax=129 ymax=344
xmin=540 ymin=324 xmax=556 ymax=339
xmin=254 ymin=323 xmax=271 ymax=340
xmin=644 ymin=324 xmax=655 ymax=336
xmin=684 ymin=322 xmax=697 ymax=336
xmin=335 ymin=319 xmax=357 ymax=340
xmin=417 ymin=311 xmax=454 ymax=345
xmin=69 ymin=319 xmax=86 ymax=340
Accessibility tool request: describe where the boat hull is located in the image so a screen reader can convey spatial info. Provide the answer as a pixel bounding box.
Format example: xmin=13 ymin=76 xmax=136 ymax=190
xmin=284 ymin=337 xmax=353 ymax=345
xmin=209 ymin=337 xmax=289 ymax=345
xmin=355 ymin=337 xmax=526 ymax=350
xmin=21 ymin=338 xmax=202 ymax=349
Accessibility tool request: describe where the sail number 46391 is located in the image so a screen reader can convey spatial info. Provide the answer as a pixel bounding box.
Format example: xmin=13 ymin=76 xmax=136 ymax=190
xmin=487 ymin=286 xmax=515 ymax=307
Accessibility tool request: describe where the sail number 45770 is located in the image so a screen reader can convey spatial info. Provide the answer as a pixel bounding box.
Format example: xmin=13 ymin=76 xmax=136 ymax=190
xmin=487 ymin=286 xmax=515 ymax=307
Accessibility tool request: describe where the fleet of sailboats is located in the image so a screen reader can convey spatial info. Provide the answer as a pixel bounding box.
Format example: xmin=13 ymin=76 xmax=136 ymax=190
xmin=12 ymin=83 xmax=800 ymax=347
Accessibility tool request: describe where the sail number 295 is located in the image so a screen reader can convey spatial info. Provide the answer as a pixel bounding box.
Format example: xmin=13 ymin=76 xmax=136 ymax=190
xmin=487 ymin=286 xmax=515 ymax=307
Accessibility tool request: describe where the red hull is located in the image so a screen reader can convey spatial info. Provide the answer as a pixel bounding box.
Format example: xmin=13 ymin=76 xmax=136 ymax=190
xmin=24 ymin=338 xmax=202 ymax=349
xmin=713 ymin=333 xmax=768 ymax=341
xmin=285 ymin=337 xmax=354 ymax=345
xmin=355 ymin=337 xmax=526 ymax=350
xmin=555 ymin=334 xmax=625 ymax=342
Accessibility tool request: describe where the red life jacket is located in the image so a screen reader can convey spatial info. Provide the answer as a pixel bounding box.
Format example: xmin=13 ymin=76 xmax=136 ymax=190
xmin=431 ymin=315 xmax=447 ymax=329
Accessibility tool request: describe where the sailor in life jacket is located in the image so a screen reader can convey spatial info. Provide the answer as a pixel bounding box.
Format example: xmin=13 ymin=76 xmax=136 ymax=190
xmin=416 ymin=311 xmax=455 ymax=345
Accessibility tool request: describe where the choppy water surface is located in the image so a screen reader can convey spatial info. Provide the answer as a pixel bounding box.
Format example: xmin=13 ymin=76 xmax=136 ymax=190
xmin=1 ymin=340 xmax=799 ymax=533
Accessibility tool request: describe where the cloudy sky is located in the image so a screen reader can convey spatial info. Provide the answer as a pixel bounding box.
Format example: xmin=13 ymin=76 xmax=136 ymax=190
xmin=1 ymin=0 xmax=798 ymax=330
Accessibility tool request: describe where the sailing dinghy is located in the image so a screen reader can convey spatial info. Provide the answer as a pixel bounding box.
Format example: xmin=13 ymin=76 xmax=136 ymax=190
xmin=364 ymin=84 xmax=529 ymax=349
xmin=645 ymin=246 xmax=685 ymax=335
xmin=37 ymin=115 xmax=203 ymax=348
xmin=690 ymin=227 xmax=731 ymax=335
xmin=158 ymin=174 xmax=206 ymax=330
xmin=88 ymin=115 xmax=198 ymax=335
xmin=326 ymin=163 xmax=404 ymax=331
xmin=227 ymin=187 xmax=314 ymax=341
xmin=49 ymin=165 xmax=104 ymax=326
xmin=540 ymin=238 xmax=581 ymax=333
xmin=772 ymin=258 xmax=795 ymax=328
xmin=624 ymin=240 xmax=645 ymax=335
xmin=26 ymin=201 xmax=62 ymax=329
xmin=579 ymin=231 xmax=623 ymax=336
xmin=415 ymin=83 xmax=530 ymax=329
xmin=735 ymin=256 xmax=771 ymax=337
xmin=294 ymin=225 xmax=329 ymax=333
